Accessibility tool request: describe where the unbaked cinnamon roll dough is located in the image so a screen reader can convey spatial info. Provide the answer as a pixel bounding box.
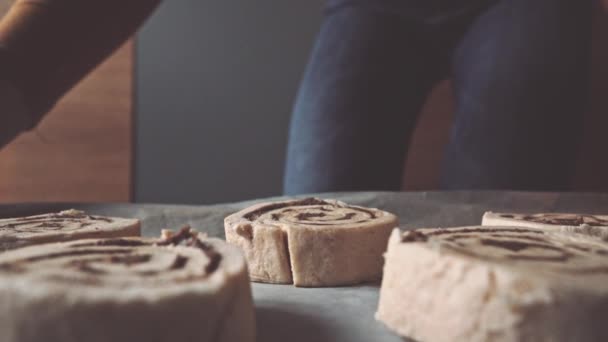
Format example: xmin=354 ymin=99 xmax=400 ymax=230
xmin=377 ymin=226 xmax=608 ymax=342
xmin=482 ymin=211 xmax=608 ymax=239
xmin=224 ymin=198 xmax=398 ymax=287
xmin=0 ymin=209 xmax=140 ymax=251
xmin=0 ymin=227 xmax=255 ymax=342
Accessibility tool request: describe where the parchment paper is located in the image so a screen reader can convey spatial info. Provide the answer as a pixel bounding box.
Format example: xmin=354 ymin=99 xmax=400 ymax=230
xmin=3 ymin=191 xmax=608 ymax=341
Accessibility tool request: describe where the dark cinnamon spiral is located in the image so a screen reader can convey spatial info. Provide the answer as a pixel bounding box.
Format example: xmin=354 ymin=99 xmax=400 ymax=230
xmin=401 ymin=227 xmax=608 ymax=274
xmin=0 ymin=227 xmax=221 ymax=286
xmin=225 ymin=197 xmax=398 ymax=286
xmin=0 ymin=209 xmax=140 ymax=251
xmin=517 ymin=213 xmax=608 ymax=227
xmin=378 ymin=226 xmax=608 ymax=342
xmin=0 ymin=210 xmax=112 ymax=233
xmin=241 ymin=197 xmax=381 ymax=227
xmin=0 ymin=226 xmax=255 ymax=342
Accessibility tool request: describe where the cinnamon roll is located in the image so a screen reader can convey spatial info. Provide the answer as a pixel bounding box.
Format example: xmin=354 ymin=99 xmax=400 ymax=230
xmin=482 ymin=211 xmax=608 ymax=239
xmin=0 ymin=209 xmax=140 ymax=251
xmin=224 ymin=198 xmax=398 ymax=287
xmin=377 ymin=226 xmax=608 ymax=342
xmin=0 ymin=226 xmax=255 ymax=342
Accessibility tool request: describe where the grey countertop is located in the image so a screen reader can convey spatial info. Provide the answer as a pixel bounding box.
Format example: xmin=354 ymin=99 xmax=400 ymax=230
xmin=3 ymin=191 xmax=608 ymax=341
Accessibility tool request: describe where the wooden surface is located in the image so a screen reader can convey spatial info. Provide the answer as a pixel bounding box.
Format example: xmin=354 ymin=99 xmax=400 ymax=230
xmin=402 ymin=81 xmax=453 ymax=190
xmin=0 ymin=42 xmax=133 ymax=203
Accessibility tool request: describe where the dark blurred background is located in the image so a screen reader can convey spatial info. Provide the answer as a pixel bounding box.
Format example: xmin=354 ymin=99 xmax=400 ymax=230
xmin=1 ymin=0 xmax=607 ymax=204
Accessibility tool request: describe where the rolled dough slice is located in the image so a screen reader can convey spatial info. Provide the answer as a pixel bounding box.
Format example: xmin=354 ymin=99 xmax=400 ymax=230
xmin=0 ymin=226 xmax=255 ymax=342
xmin=482 ymin=211 xmax=608 ymax=239
xmin=0 ymin=209 xmax=141 ymax=251
xmin=377 ymin=226 xmax=608 ymax=342
xmin=224 ymin=197 xmax=398 ymax=287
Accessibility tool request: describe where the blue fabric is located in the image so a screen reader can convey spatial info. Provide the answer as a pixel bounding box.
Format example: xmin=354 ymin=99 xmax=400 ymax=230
xmin=284 ymin=0 xmax=591 ymax=194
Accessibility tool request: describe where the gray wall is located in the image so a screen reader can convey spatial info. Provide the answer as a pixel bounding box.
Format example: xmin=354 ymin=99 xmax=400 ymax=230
xmin=135 ymin=0 xmax=325 ymax=204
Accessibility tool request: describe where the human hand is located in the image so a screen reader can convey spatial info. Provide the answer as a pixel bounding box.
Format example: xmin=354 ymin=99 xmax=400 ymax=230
xmin=0 ymin=0 xmax=161 ymax=129
xmin=0 ymin=0 xmax=160 ymax=150
xmin=0 ymin=79 xmax=30 ymax=149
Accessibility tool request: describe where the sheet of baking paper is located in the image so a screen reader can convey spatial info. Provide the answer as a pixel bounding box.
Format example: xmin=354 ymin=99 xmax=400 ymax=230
xmin=3 ymin=191 xmax=608 ymax=341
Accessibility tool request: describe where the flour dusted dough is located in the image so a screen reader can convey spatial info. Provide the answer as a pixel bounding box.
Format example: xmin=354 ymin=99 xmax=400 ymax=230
xmin=224 ymin=198 xmax=398 ymax=287
xmin=0 ymin=209 xmax=140 ymax=251
xmin=482 ymin=211 xmax=608 ymax=239
xmin=377 ymin=226 xmax=608 ymax=342
xmin=0 ymin=227 xmax=255 ymax=342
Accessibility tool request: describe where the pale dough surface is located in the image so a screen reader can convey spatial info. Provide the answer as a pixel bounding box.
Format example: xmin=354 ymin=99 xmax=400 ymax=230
xmin=0 ymin=233 xmax=255 ymax=342
xmin=225 ymin=198 xmax=398 ymax=287
xmin=377 ymin=226 xmax=608 ymax=342
xmin=6 ymin=191 xmax=608 ymax=342
xmin=0 ymin=209 xmax=141 ymax=251
xmin=482 ymin=211 xmax=608 ymax=239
